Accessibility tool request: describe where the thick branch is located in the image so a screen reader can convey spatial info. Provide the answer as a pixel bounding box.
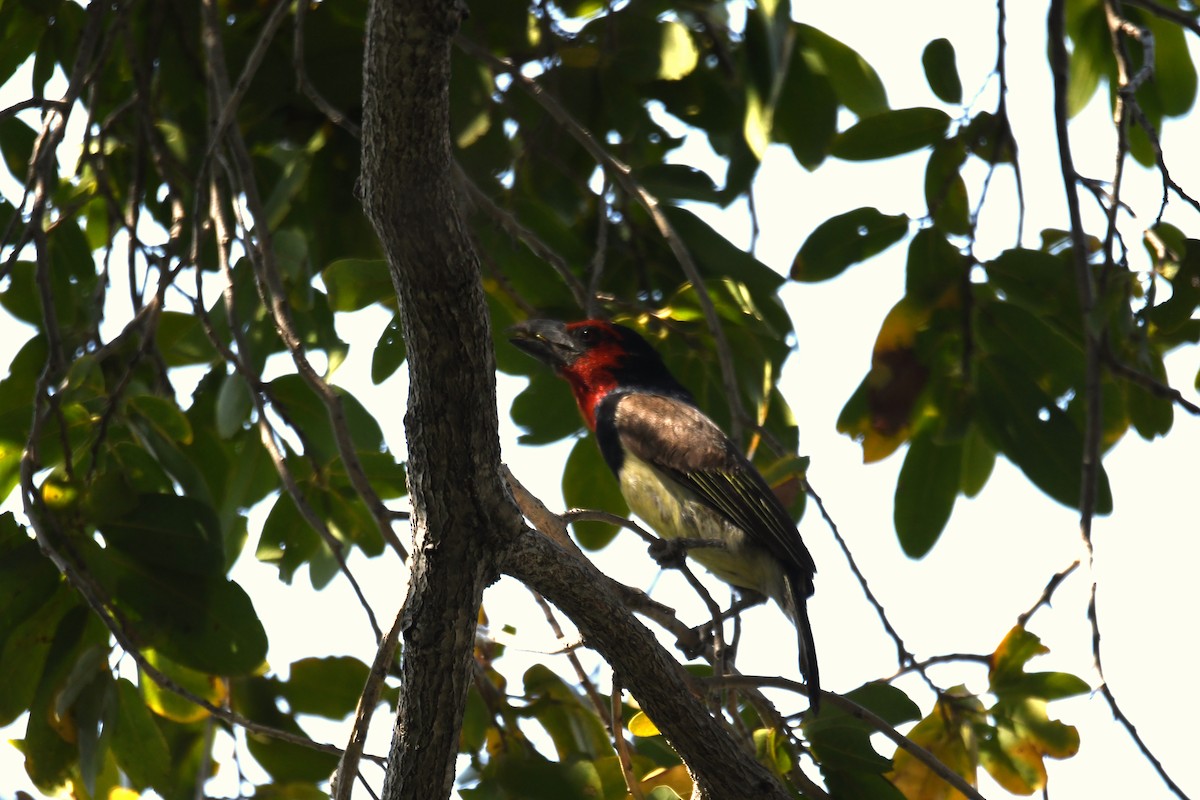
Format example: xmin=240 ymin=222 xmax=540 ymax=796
xmin=501 ymin=530 xmax=792 ymax=800
xmin=361 ymin=2 xmax=511 ymax=798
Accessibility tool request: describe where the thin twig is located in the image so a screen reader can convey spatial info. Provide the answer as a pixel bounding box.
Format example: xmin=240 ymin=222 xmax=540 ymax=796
xmin=333 ymin=604 xmax=406 ymax=800
xmin=805 ymin=480 xmax=938 ymax=692
xmin=206 ymin=177 xmax=383 ymax=643
xmin=200 ymin=0 xmax=407 ymax=561
xmin=1097 ymin=681 xmax=1191 ymax=799
xmin=1123 ymin=0 xmax=1200 ymax=37
xmin=293 ymin=0 xmax=361 ymax=137
xmin=457 ymin=169 xmax=589 ymax=311
xmin=1049 ymin=0 xmax=1102 ymax=552
xmin=1103 ymin=352 xmax=1200 ymax=415
xmin=1018 ymin=561 xmax=1081 ymax=627
xmin=611 ymin=677 xmax=646 ymax=800
xmin=531 ymin=590 xmax=611 ymax=726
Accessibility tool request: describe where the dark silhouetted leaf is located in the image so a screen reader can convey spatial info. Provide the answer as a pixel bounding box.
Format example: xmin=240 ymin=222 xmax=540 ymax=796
xmin=792 ymin=207 xmax=909 ymax=282
xmin=831 ymin=108 xmax=950 ymax=161
xmin=894 ymin=430 xmax=961 ymax=558
xmin=797 ymin=24 xmax=888 ymax=116
xmin=922 ymin=38 xmax=962 ymax=104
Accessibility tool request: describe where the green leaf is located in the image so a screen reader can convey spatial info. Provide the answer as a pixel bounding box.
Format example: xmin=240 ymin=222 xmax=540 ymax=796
xmin=792 ymin=207 xmax=909 ymax=282
xmin=564 ymin=435 xmax=627 ymax=550
xmin=984 ymin=248 xmax=1076 ymax=315
xmin=636 ymin=163 xmax=720 ymax=204
xmin=661 ymin=207 xmax=789 ymax=332
xmin=1144 ymin=13 xmax=1196 ymax=119
xmin=894 ymin=430 xmax=962 ymax=558
xmin=511 ymin=372 xmax=585 ymax=445
xmin=283 ymin=655 xmax=371 ymax=718
xmin=842 ymin=681 xmax=922 ymax=727
xmin=658 ymin=19 xmax=698 ymax=80
xmin=797 ymin=24 xmax=888 ymax=116
xmin=922 ymin=38 xmax=962 ymax=104
xmin=257 ymin=491 xmax=322 ymax=584
xmin=976 ymin=357 xmax=1113 ymax=514
xmin=156 ymin=311 xmax=218 ymax=367
xmin=960 ymin=425 xmax=996 ymax=498
xmin=91 ymin=543 xmax=267 ymax=675
xmin=216 ymin=372 xmax=253 ymax=439
xmin=267 ymin=374 xmax=384 ymax=463
xmin=831 ymin=107 xmax=951 ymax=161
xmin=371 ymin=313 xmax=407 ymax=384
xmin=235 ymin=675 xmax=339 ymax=783
xmin=975 ymin=298 xmax=1084 ymax=395
xmin=0 ymin=584 xmax=78 ymax=726
xmin=524 ymin=664 xmax=614 ymax=760
xmin=111 ymin=677 xmax=171 ymax=792
xmin=127 ymin=395 xmax=194 ymax=445
xmin=140 ymin=648 xmax=225 ymax=724
xmin=322 ymin=258 xmax=393 ymax=311
xmin=98 ymin=492 xmax=225 ymax=576
xmin=775 ymin=31 xmax=838 ymax=169
xmin=0 ymin=512 xmax=60 ymax=643
xmin=925 ymin=138 xmax=971 ymax=235
xmin=906 ymin=227 xmax=965 ymax=302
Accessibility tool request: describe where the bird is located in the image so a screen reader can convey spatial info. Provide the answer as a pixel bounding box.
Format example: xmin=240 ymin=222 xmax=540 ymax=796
xmin=508 ymin=318 xmax=819 ymax=707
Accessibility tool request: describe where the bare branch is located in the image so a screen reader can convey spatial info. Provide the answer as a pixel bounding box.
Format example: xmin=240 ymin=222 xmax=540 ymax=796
xmin=1048 ymin=0 xmax=1102 ymax=553
xmin=293 ymin=0 xmax=362 ymax=137
xmin=611 ymin=678 xmax=647 ymax=800
xmin=805 ymin=480 xmax=938 ymax=692
xmin=334 ymin=605 xmax=406 ymax=800
xmin=1018 ymin=560 xmax=1081 ymax=627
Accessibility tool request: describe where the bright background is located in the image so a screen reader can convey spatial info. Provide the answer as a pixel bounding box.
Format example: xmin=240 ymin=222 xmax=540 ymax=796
xmin=1 ymin=1 xmax=1197 ymax=798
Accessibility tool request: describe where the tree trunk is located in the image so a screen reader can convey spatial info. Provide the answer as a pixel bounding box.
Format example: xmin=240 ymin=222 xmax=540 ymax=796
xmin=361 ymin=1 xmax=512 ymax=797
xmin=360 ymin=2 xmax=792 ymax=798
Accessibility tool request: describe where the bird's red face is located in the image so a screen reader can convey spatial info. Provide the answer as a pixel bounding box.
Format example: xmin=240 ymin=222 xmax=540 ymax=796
xmin=508 ymin=319 xmax=668 ymax=428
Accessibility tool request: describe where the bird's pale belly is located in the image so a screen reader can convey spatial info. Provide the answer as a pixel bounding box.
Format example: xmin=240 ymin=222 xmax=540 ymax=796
xmin=617 ymin=454 xmax=785 ymax=603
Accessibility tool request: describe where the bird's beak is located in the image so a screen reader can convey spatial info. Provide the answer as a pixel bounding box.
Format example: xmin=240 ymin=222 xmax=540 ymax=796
xmin=507 ymin=319 xmax=581 ymax=371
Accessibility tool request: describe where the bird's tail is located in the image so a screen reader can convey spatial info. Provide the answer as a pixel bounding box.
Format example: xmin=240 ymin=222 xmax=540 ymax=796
xmin=784 ymin=572 xmax=820 ymax=713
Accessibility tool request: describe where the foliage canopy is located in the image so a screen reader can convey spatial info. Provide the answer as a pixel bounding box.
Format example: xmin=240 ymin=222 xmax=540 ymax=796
xmin=0 ymin=0 xmax=1196 ymax=798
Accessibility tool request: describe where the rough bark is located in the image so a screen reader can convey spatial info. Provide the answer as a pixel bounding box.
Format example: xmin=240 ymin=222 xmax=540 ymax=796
xmin=361 ymin=1 xmax=514 ymax=797
xmin=360 ymin=2 xmax=791 ymax=798
xmin=501 ymin=533 xmax=793 ymax=800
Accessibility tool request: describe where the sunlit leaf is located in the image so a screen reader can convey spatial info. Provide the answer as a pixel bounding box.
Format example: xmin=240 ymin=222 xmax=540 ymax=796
xmin=658 ymin=20 xmax=698 ymax=80
xmin=629 ymin=711 xmax=661 ymax=737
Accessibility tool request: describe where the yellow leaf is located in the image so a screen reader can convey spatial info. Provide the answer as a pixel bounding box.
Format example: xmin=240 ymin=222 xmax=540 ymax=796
xmin=744 ymin=88 xmax=772 ymax=161
xmin=887 ymin=693 xmax=980 ymax=800
xmin=141 ymin=649 xmax=226 ymax=723
xmin=658 ymin=20 xmax=699 ymax=81
xmin=627 ymin=710 xmax=661 ymax=737
xmin=637 ymin=764 xmax=692 ymax=798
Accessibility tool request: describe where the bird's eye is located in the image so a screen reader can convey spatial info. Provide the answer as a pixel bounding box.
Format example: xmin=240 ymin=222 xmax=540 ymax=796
xmin=577 ymin=326 xmax=599 ymax=344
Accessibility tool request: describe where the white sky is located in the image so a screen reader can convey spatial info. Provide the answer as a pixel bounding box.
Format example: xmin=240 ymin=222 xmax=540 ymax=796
xmin=1 ymin=1 xmax=1198 ymax=798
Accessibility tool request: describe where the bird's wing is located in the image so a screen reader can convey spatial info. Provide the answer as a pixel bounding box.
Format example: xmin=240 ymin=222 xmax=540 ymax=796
xmin=613 ymin=393 xmax=816 ymax=583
